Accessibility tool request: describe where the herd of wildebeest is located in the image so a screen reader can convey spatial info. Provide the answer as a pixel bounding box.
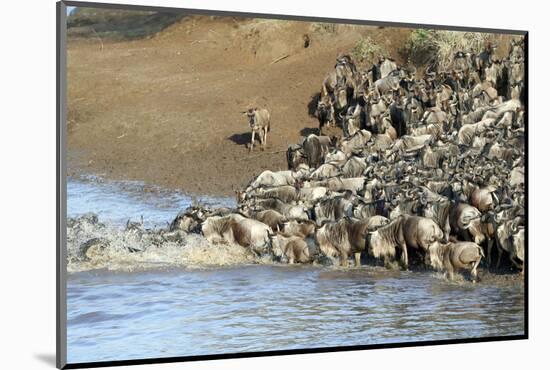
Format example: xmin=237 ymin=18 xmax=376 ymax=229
xmin=78 ymin=38 xmax=526 ymax=282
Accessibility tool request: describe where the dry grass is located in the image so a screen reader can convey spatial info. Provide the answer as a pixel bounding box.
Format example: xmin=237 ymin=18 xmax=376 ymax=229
xmin=407 ymin=29 xmax=490 ymax=69
xmin=310 ymin=22 xmax=338 ymax=33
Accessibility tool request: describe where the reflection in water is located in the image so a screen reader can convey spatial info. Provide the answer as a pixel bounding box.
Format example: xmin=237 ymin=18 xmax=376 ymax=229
xmin=67 ymin=265 xmax=524 ymax=363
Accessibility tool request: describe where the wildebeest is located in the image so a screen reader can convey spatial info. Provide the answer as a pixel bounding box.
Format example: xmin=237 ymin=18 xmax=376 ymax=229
xmin=389 ymin=98 xmax=407 ymax=138
xmin=239 ymin=185 xmax=299 ymax=204
xmin=315 ymin=218 xmax=371 ymax=266
xmin=246 ymin=209 xmax=288 ymax=232
xmin=270 ymin=234 xmax=313 ymax=264
xmin=323 ymin=177 xmax=366 ymax=194
xmin=341 ymin=156 xmax=367 ymax=178
xmin=286 ymin=144 xmax=308 ymax=170
xmin=245 ymin=198 xmax=310 ymax=221
xmin=339 ymin=130 xmax=372 ymax=155
xmin=302 ymin=134 xmax=335 ymax=168
xmin=374 ymin=70 xmax=403 ymax=95
xmin=245 ymin=108 xmax=271 ymax=152
xmin=457 ymin=118 xmax=495 ymax=146
xmin=342 ymin=104 xmax=363 ymax=137
xmin=496 ymin=218 xmax=524 ymax=274
xmin=201 ymin=214 xmax=272 ymax=256
xmin=379 ymin=57 xmax=398 ymax=78
xmin=282 ymin=220 xmax=317 ymax=238
xmin=247 ymin=166 xmax=308 ymax=190
xmin=367 ymin=215 xmax=444 ymax=269
xmin=426 ymin=241 xmax=484 ymax=281
xmin=313 ymin=191 xmax=355 ymax=225
xmin=449 ymin=202 xmax=482 ymax=241
xmin=316 ymin=95 xmax=336 ymax=132
xmin=297 ymin=185 xmax=328 ymax=203
xmin=452 ymin=179 xmax=498 ymax=212
xmin=310 ymin=162 xmax=341 ymax=179
xmin=170 ymin=206 xmax=231 ymax=233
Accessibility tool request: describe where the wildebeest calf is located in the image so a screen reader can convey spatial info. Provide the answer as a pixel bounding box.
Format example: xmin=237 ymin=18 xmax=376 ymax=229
xmin=426 ymin=241 xmax=484 ymax=282
xmin=270 ymin=234 xmax=313 ymax=264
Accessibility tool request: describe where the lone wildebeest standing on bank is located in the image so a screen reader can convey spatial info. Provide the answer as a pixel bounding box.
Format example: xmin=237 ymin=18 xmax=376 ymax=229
xmin=245 ymin=108 xmax=271 ymax=152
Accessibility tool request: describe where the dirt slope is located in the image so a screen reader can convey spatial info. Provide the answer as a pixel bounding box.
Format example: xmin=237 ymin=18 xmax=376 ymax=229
xmin=67 ymin=16 xmax=514 ymax=196
xmin=67 ymin=15 xmax=413 ymax=196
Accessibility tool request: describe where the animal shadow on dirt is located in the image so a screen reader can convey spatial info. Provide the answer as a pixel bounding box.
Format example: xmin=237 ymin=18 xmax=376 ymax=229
xmin=300 ymin=127 xmax=319 ymax=137
xmin=228 ymin=132 xmax=251 ymax=146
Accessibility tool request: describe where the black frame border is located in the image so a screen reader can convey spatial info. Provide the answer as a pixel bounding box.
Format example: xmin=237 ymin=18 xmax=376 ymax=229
xmin=57 ymin=1 xmax=529 ymax=369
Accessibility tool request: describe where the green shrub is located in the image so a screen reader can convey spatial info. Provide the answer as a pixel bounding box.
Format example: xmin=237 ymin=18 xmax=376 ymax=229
xmin=351 ymin=37 xmax=385 ymax=63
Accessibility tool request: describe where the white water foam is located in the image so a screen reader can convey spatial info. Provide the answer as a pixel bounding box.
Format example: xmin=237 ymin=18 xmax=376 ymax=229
xmin=67 ymin=215 xmax=262 ymax=273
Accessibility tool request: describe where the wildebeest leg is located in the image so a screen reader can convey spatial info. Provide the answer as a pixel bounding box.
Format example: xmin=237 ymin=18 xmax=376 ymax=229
xmin=354 ymin=252 xmax=361 ymax=267
xmin=341 ymin=251 xmax=349 ymax=267
xmin=521 ymin=261 xmax=524 ymax=276
xmin=487 ymin=239 xmax=493 ymax=268
xmin=510 ymin=256 xmax=522 ymax=271
xmin=496 ymin=248 xmax=503 ymax=270
xmin=259 ymin=128 xmax=265 ymax=151
xmin=250 ymin=247 xmax=262 ymax=259
xmin=263 ymin=129 xmax=268 ymax=149
xmin=400 ymin=243 xmax=408 ymax=270
xmin=250 ymin=130 xmax=255 ymax=152
xmin=471 ymin=260 xmax=480 ymax=282
xmin=443 ymin=258 xmax=455 ymax=281
xmin=448 ymin=268 xmax=455 ymax=281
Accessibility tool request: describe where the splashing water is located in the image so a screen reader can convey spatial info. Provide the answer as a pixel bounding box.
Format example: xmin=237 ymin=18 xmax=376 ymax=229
xmin=67 ymin=177 xmax=251 ymax=272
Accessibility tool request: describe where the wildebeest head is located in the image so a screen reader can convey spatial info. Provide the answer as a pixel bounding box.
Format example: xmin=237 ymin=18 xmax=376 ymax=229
xmin=367 ymin=229 xmax=396 ymax=260
xmin=268 ymin=234 xmax=286 ymax=262
xmin=334 ymin=84 xmax=348 ymax=109
xmin=287 ymin=144 xmax=307 ymax=170
xmin=170 ymin=207 xmax=206 ymax=233
xmin=356 ymin=70 xmax=370 ymax=97
xmin=317 ymin=97 xmax=334 ymax=117
xmin=425 ymin=241 xmax=446 ymax=270
xmin=235 ymin=189 xmax=247 ymax=204
xmin=245 ymin=108 xmax=257 ymax=128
